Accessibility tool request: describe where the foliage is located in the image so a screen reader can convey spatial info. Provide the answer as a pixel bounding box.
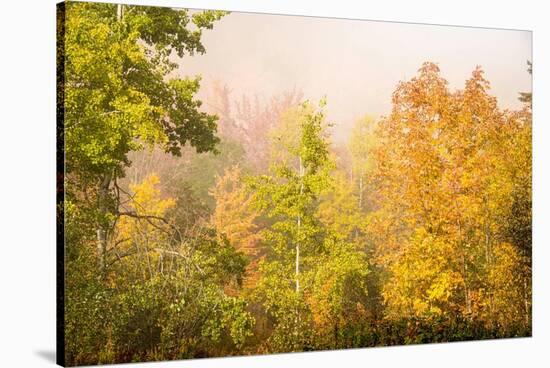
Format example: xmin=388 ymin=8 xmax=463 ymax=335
xmin=63 ymin=2 xmax=224 ymax=185
xmin=61 ymin=4 xmax=532 ymax=360
xmin=369 ymin=62 xmax=531 ymax=335
xmin=182 ymin=138 xmax=246 ymax=207
xmin=383 ymin=228 xmax=463 ymax=319
xmin=210 ymin=166 xmax=262 ymax=288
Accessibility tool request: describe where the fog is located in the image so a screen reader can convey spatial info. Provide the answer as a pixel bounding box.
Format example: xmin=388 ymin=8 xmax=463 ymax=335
xmin=179 ymin=11 xmax=532 ymax=143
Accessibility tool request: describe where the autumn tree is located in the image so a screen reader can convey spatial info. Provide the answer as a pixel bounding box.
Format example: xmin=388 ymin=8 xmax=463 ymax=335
xmin=203 ymin=82 xmax=304 ymax=172
xmin=349 ymin=116 xmax=378 ymax=213
xmin=370 ymin=62 xmax=531 ymax=335
xmin=210 ymin=165 xmax=262 ymax=288
xmin=66 ymin=173 xmax=255 ymax=365
xmin=60 ymin=3 xmax=532 ymax=356
xmin=316 ymin=172 xmax=362 ymax=242
xmin=59 ymin=4 xmax=271 ymax=360
xmin=496 ymin=61 xmax=532 ymax=331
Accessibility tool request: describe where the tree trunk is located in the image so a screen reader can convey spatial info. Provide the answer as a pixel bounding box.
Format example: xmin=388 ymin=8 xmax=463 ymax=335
xmin=296 ymin=156 xmax=304 ymax=294
xmin=457 ymin=218 xmax=471 ymax=315
xmin=116 ymin=4 xmax=123 ymax=21
xmin=295 ymin=237 xmax=300 ymax=293
xmin=97 ymin=172 xmax=112 ymax=279
xmin=523 ymin=276 xmax=529 ymax=327
xmin=462 ymin=254 xmax=471 ymax=315
xmin=359 ymin=174 xmax=363 ymax=210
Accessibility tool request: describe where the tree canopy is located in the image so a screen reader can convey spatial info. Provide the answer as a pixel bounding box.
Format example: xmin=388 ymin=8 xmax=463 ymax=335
xmin=60 ymin=4 xmax=532 ymax=364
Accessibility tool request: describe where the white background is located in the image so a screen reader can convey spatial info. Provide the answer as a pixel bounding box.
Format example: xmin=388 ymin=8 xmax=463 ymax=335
xmin=0 ymin=0 xmax=548 ymax=367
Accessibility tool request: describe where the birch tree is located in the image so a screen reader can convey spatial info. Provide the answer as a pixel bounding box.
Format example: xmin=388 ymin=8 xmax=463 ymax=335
xmin=248 ymin=100 xmax=333 ymax=350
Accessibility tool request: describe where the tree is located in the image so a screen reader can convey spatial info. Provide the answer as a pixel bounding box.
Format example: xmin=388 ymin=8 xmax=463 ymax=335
xmin=248 ymin=100 xmax=334 ymax=350
xmin=518 ymin=61 xmax=532 ymax=107
xmin=371 ymin=62 xmax=531 ymax=334
xmin=497 ymin=63 xmax=532 ymax=332
xmin=181 ymin=139 xmax=246 ymax=208
xmin=111 ymin=174 xmax=175 ymax=282
xmin=247 ymin=99 xmax=372 ymax=350
xmin=235 ymin=89 xmax=304 ymax=172
xmin=252 ymin=100 xmax=332 ymax=291
xmin=316 ymin=172 xmax=362 ymax=242
xmin=308 ymin=236 xmax=370 ymax=349
xmin=210 ymin=165 xmax=262 ymax=288
xmin=481 ymin=242 xmax=530 ymax=334
xmin=349 ymin=116 xmax=378 ymax=213
xmin=201 ymin=83 xmax=304 ymax=173
xmin=67 ymin=173 xmax=255 ymax=364
xmin=369 ymin=62 xmax=452 ymax=267
xmin=62 ymin=1 xmax=226 ymax=277
xmin=383 ymin=227 xmax=463 ymax=319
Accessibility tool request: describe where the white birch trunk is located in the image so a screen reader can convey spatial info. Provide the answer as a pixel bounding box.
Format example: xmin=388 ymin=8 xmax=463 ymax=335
xmin=117 ymin=4 xmax=123 ymax=21
xmin=97 ymin=173 xmax=111 ymax=278
xmin=296 ymin=156 xmax=304 ymax=294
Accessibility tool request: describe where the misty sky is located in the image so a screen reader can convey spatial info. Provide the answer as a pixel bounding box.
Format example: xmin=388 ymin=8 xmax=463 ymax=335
xmin=178 ymin=11 xmax=532 ymax=143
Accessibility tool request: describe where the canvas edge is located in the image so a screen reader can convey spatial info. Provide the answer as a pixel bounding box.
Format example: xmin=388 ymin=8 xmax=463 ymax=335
xmin=56 ymin=1 xmax=66 ymax=367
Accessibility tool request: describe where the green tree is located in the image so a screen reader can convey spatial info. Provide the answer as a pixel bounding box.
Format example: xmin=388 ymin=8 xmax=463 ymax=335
xmin=248 ymin=100 xmax=333 ymax=350
xmin=182 ymin=139 xmax=246 ymax=207
xmin=62 ymin=1 xmax=225 ymax=276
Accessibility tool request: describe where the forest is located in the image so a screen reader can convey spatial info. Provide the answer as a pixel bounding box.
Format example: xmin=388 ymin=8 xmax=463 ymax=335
xmin=58 ymin=2 xmax=532 ymax=366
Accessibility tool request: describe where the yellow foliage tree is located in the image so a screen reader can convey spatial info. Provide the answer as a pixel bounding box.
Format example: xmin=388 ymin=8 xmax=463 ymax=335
xmin=210 ymin=165 xmax=261 ymax=288
xmin=371 ymin=62 xmax=531 ymax=331
xmin=111 ymin=174 xmax=175 ymax=283
xmin=383 ymin=228 xmax=463 ymax=319
xmin=480 ymin=242 xmax=530 ymax=333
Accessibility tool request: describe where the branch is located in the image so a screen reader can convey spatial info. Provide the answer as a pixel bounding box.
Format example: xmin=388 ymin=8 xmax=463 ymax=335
xmin=118 ymin=211 xmax=170 ymax=223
